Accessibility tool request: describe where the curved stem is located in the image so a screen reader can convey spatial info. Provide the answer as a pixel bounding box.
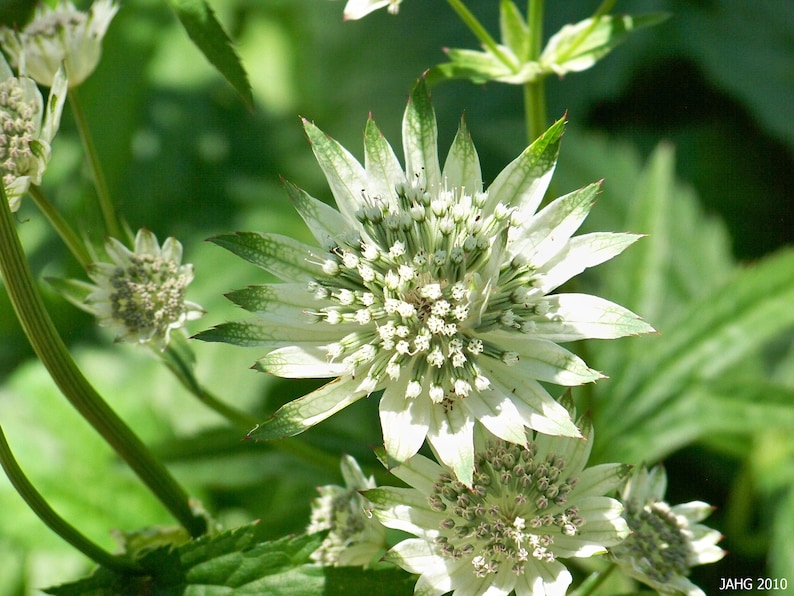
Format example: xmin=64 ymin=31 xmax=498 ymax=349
xmin=68 ymin=89 xmax=124 ymax=241
xmin=446 ymin=0 xmax=517 ymax=70
xmin=28 ymin=185 xmax=92 ymax=270
xmin=0 ymin=425 xmax=143 ymax=573
xmin=0 ymin=185 xmax=206 ymax=538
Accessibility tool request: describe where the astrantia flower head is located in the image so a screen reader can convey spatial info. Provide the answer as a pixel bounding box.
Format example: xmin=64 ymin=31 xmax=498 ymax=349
xmin=307 ymin=454 xmax=388 ymax=567
xmin=200 ymin=79 xmax=653 ymax=484
xmin=610 ymin=465 xmax=725 ymax=595
xmin=0 ymin=0 xmax=118 ymax=88
xmin=341 ymin=0 xmax=403 ymax=20
xmin=84 ymin=229 xmax=204 ymax=348
xmin=366 ymin=405 xmax=631 ymax=596
xmin=0 ymin=53 xmax=66 ymax=211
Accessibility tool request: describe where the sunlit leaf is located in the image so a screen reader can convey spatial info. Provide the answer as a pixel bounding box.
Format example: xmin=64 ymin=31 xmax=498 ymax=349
xmin=46 ymin=528 xmax=324 ymax=595
xmin=499 ymin=0 xmax=529 ymax=61
xmin=167 ymin=0 xmax=253 ymax=108
xmin=540 ymin=13 xmax=669 ymax=76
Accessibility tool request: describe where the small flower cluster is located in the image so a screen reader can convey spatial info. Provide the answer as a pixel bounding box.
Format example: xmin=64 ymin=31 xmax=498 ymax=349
xmin=366 ymin=407 xmax=631 ymax=595
xmin=610 ymin=465 xmax=725 ymax=595
xmin=0 ymin=53 xmax=66 ymax=211
xmin=0 ymin=0 xmax=118 ymax=88
xmin=202 ymin=78 xmax=683 ymax=591
xmin=84 ymin=229 xmax=204 ymax=348
xmin=307 ymin=454 xmax=387 ymax=567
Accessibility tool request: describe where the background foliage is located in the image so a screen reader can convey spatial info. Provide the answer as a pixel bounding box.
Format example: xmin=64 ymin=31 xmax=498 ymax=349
xmin=0 ymin=0 xmax=792 ymax=593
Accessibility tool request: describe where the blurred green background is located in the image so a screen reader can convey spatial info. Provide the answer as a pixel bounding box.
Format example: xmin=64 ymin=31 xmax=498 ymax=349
xmin=1 ymin=0 xmax=792 ymax=592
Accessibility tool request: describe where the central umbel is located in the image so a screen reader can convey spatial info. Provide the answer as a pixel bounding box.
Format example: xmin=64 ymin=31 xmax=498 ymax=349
xmin=429 ymin=438 xmax=583 ymax=578
xmin=307 ymin=180 xmax=522 ymax=407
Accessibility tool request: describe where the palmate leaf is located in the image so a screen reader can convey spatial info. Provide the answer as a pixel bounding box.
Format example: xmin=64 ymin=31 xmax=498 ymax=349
xmin=167 ymin=0 xmax=253 ymax=109
xmin=580 ymin=146 xmax=794 ymax=462
xmin=430 ymin=12 xmax=666 ymax=86
xmin=46 ymin=528 xmax=324 ymax=595
xmin=593 ymin=248 xmax=794 ymax=464
xmin=46 ymin=525 xmax=413 ymax=595
xmin=557 ymin=136 xmax=794 ymax=465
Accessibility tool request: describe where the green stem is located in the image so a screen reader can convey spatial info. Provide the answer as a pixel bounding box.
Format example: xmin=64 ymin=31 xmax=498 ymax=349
xmin=523 ymin=0 xmax=547 ymax=143
xmin=160 ymin=342 xmax=259 ymax=430
xmin=446 ymin=0 xmax=517 ymax=70
xmin=0 ymin=185 xmax=206 ymax=538
xmin=523 ymin=76 xmax=547 ymax=144
xmin=28 ymin=185 xmax=92 ymax=270
xmin=68 ymin=89 xmax=123 ymax=241
xmin=576 ymin=563 xmax=617 ymax=596
xmin=0 ymin=425 xmax=143 ymax=573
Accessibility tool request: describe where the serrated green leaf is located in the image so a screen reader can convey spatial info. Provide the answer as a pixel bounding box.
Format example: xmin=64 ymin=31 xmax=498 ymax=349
xmin=167 ymin=0 xmax=252 ymax=108
xmin=431 ymin=47 xmax=542 ymax=86
xmin=47 ymin=527 xmax=324 ymax=595
xmin=499 ymin=0 xmax=529 ymax=61
xmin=322 ymin=566 xmax=415 ymax=596
xmin=181 ymin=528 xmax=321 ymax=590
xmin=427 ymin=52 xmax=509 ymax=86
xmin=209 ymin=232 xmax=323 ymax=282
xmin=540 ymin=13 xmax=668 ymax=76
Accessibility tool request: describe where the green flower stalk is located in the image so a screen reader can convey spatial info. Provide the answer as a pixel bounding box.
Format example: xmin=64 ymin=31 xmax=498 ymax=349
xmin=0 ymin=53 xmax=67 ymax=212
xmin=199 ymin=79 xmax=653 ymax=485
xmin=365 ymin=403 xmax=631 ymax=595
xmin=0 ymin=0 xmax=118 ymax=88
xmin=307 ymin=454 xmax=388 ymax=567
xmin=610 ymin=465 xmax=725 ymax=595
xmin=0 ymin=425 xmax=142 ymax=573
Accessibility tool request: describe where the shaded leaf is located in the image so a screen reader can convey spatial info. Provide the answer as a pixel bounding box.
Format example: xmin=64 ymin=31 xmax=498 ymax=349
xmin=322 ymin=565 xmax=414 ymax=595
